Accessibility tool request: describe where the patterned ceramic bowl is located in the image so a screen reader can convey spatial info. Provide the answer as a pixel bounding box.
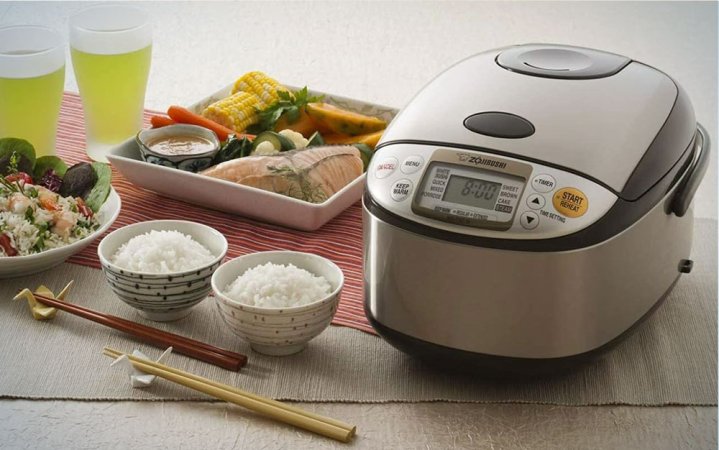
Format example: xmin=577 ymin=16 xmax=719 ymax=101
xmin=98 ymin=220 xmax=228 ymax=321
xmin=136 ymin=124 xmax=220 ymax=173
xmin=211 ymin=251 xmax=344 ymax=356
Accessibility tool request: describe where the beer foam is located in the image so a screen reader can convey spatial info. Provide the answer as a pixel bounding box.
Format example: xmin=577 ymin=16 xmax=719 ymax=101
xmin=69 ymin=5 xmax=152 ymax=55
xmin=0 ymin=26 xmax=65 ymax=79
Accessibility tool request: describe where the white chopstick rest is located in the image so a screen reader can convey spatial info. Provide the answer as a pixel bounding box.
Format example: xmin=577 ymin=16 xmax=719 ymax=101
xmin=110 ymin=347 xmax=173 ymax=388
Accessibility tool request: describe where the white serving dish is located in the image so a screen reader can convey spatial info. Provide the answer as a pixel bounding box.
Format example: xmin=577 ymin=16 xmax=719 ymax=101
xmin=0 ymin=188 xmax=121 ymax=278
xmin=97 ymin=220 xmax=228 ymax=321
xmin=211 ymin=251 xmax=344 ymax=356
xmin=107 ymin=83 xmax=398 ymax=231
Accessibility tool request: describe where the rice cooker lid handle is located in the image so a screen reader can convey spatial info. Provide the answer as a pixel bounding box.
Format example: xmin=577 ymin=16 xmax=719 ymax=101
xmin=496 ymin=44 xmax=631 ymax=80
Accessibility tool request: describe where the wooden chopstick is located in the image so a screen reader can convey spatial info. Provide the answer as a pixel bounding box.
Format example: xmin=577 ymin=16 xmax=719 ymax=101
xmin=32 ymin=293 xmax=247 ymax=371
xmin=33 ymin=293 xmax=241 ymax=362
xmin=103 ymin=347 xmax=354 ymax=434
xmin=103 ymin=347 xmax=356 ymax=443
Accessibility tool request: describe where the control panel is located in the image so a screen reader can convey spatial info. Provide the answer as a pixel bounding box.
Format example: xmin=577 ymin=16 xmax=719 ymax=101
xmin=366 ymin=143 xmax=618 ymax=240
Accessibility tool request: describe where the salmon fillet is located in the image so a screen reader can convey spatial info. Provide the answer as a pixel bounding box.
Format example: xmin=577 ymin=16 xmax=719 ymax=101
xmin=201 ymin=146 xmax=363 ymax=203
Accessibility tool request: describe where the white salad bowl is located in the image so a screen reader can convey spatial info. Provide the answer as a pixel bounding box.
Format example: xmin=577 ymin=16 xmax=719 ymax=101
xmin=98 ymin=220 xmax=228 ymax=322
xmin=0 ymin=187 xmax=121 ymax=278
xmin=211 ymin=251 xmax=344 ymax=356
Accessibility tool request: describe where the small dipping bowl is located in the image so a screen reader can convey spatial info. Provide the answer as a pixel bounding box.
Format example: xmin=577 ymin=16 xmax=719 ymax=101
xmin=212 ymin=251 xmax=344 ymax=356
xmin=137 ymin=124 xmax=220 ymax=172
xmin=98 ymin=220 xmax=228 ymax=321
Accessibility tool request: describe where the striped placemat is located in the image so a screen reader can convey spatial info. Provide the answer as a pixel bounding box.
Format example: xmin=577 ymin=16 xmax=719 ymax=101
xmin=57 ymin=92 xmax=373 ymax=334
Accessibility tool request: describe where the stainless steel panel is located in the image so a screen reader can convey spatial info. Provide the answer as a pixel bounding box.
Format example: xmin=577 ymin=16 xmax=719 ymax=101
xmin=364 ymin=192 xmax=693 ymax=358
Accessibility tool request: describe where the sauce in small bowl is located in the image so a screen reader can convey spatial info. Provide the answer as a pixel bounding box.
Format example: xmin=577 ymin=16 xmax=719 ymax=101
xmin=148 ymin=134 xmax=217 ymax=156
xmin=137 ymin=124 xmax=220 ymax=172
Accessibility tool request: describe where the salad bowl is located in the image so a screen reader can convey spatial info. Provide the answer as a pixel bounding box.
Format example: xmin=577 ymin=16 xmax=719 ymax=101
xmin=0 ymin=187 xmax=121 ymax=278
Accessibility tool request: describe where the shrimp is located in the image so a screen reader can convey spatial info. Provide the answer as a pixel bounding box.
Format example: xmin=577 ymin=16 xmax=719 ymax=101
xmin=8 ymin=193 xmax=32 ymax=215
xmin=38 ymin=188 xmax=59 ymax=211
xmin=51 ymin=210 xmax=78 ymax=241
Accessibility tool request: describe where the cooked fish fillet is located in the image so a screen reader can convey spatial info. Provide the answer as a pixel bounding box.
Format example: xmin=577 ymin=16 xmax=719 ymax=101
xmin=201 ymin=145 xmax=363 ymax=203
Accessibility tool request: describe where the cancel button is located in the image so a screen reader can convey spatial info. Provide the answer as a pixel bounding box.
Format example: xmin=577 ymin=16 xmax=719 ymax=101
xmin=552 ymin=187 xmax=588 ymax=218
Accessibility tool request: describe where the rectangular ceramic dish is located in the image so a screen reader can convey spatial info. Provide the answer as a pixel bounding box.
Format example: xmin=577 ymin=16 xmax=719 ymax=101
xmin=107 ymin=83 xmax=398 ymax=231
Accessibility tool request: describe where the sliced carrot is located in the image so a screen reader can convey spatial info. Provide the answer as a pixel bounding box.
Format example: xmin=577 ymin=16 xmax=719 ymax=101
xmin=150 ymin=115 xmax=176 ymax=128
xmin=75 ymin=197 xmax=93 ymax=219
xmin=167 ymin=105 xmax=235 ymax=141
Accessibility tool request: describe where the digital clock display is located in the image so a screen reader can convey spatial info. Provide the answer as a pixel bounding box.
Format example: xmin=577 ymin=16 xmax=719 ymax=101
xmin=442 ymin=175 xmax=502 ymax=210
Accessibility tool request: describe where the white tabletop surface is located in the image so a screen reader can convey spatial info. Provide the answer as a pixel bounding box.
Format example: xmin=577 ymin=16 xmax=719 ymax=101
xmin=1 ymin=2 xmax=717 ymax=449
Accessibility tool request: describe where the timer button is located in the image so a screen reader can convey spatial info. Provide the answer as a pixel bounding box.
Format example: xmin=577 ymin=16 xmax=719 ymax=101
xmin=375 ymin=157 xmax=398 ymax=179
xmin=531 ymin=174 xmax=556 ymax=193
xmin=401 ymin=155 xmax=424 ymax=174
xmin=390 ymin=179 xmax=413 ymax=201
xmin=520 ymin=211 xmax=540 ymax=230
xmin=526 ymin=193 xmax=546 ymax=210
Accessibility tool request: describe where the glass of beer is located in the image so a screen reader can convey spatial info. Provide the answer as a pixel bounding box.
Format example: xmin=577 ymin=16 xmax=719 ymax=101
xmin=0 ymin=26 xmax=65 ymax=157
xmin=70 ymin=5 xmax=152 ymax=162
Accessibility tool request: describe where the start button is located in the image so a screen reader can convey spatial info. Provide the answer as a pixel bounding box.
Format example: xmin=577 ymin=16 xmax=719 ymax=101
xmin=552 ymin=187 xmax=588 ymax=218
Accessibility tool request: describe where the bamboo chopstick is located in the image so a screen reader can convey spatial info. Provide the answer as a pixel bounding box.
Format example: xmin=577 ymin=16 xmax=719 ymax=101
xmin=102 ymin=347 xmax=356 ymax=443
xmin=31 ymin=293 xmax=247 ymax=371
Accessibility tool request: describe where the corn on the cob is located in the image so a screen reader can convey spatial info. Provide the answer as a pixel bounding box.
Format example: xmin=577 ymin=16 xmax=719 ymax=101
xmin=202 ymin=91 xmax=262 ymax=132
xmin=231 ymin=71 xmax=284 ymax=107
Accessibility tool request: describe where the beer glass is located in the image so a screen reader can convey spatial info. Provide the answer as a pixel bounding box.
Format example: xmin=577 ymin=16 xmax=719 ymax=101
xmin=0 ymin=26 xmax=65 ymax=157
xmin=70 ymin=5 xmax=152 ymax=162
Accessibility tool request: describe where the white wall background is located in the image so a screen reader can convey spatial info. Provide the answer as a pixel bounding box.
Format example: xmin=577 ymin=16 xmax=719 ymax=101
xmin=1 ymin=1 xmax=716 ymax=218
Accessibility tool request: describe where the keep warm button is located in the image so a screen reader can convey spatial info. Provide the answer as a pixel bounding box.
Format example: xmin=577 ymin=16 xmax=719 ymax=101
xmin=390 ymin=179 xmax=413 ymax=201
xmin=552 ymin=187 xmax=588 ymax=218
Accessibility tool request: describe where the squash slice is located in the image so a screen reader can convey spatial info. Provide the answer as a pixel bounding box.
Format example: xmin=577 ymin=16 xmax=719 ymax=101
xmin=323 ymin=130 xmax=384 ymax=149
xmin=305 ymin=103 xmax=387 ymax=136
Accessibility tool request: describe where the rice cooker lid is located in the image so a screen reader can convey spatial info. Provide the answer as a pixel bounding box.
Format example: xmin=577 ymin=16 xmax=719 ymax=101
xmin=379 ymin=44 xmax=697 ymax=200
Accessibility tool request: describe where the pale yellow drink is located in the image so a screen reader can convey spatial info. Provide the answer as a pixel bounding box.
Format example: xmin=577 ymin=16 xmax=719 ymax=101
xmin=70 ymin=5 xmax=152 ymax=162
xmin=71 ymin=45 xmax=151 ymax=159
xmin=0 ymin=67 xmax=65 ymax=157
xmin=0 ymin=26 xmax=66 ymax=157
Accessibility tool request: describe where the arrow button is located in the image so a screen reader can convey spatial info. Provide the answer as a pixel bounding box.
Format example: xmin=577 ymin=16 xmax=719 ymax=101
xmin=526 ymin=193 xmax=546 ymax=210
xmin=520 ymin=211 xmax=540 ymax=230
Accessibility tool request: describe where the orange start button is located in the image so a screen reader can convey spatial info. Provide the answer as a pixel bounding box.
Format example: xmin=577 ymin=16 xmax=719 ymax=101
xmin=552 ymin=187 xmax=588 ymax=218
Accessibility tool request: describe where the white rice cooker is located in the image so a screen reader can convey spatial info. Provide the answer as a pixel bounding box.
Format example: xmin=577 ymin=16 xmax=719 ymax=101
xmin=363 ymin=44 xmax=710 ymax=374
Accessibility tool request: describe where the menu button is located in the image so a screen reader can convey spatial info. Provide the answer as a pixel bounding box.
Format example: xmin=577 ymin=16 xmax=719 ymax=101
xmin=401 ymin=155 xmax=424 ymax=174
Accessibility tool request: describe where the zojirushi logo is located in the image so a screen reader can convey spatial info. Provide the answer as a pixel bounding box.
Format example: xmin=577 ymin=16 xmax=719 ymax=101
xmin=457 ymin=152 xmax=507 ymax=169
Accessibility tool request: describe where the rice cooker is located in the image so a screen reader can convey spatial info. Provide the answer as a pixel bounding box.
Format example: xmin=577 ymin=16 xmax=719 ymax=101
xmin=363 ymin=44 xmax=710 ymax=374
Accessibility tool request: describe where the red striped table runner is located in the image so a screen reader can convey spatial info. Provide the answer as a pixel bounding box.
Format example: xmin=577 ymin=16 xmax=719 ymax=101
xmin=57 ymin=92 xmax=374 ymax=334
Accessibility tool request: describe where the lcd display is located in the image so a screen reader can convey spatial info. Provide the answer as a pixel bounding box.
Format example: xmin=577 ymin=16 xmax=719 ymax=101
xmin=442 ymin=175 xmax=502 ymax=210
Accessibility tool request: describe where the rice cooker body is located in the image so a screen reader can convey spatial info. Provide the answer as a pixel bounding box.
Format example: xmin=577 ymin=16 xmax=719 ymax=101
xmin=363 ymin=44 xmax=709 ymax=373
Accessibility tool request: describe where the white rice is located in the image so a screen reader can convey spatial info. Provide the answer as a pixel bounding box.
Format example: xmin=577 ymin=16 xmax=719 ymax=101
xmin=111 ymin=230 xmax=215 ymax=273
xmin=223 ymin=262 xmax=331 ymax=308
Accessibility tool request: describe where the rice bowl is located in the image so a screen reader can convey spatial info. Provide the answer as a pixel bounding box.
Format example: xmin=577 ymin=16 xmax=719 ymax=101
xmin=98 ymin=220 xmax=228 ymax=321
xmin=212 ymin=251 xmax=344 ymax=356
